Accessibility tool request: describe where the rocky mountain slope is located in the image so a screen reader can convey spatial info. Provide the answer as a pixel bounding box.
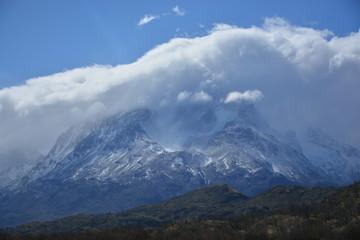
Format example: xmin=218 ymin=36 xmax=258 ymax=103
xmin=1 ymin=103 xmax=359 ymax=228
xmin=0 ymin=150 xmax=43 ymax=189
xmin=301 ymin=127 xmax=360 ymax=185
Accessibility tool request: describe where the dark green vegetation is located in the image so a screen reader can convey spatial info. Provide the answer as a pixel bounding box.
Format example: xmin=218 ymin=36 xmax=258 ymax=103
xmin=1 ymin=182 xmax=360 ymax=240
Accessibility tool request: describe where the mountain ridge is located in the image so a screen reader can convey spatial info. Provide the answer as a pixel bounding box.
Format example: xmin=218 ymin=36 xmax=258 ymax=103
xmin=1 ymin=104 xmax=359 ymax=227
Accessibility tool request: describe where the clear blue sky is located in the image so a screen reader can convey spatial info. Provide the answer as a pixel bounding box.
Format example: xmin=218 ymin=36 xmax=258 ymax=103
xmin=0 ymin=0 xmax=359 ymax=89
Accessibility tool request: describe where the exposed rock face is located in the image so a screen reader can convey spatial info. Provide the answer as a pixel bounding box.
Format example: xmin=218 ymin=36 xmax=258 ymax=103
xmin=1 ymin=104 xmax=359 ymax=227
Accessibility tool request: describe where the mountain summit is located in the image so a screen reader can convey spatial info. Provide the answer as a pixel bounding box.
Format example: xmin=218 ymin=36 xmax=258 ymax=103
xmin=1 ymin=104 xmax=359 ymax=227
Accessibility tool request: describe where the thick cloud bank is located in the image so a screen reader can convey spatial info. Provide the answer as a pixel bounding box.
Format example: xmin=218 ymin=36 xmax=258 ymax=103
xmin=0 ymin=17 xmax=359 ymax=154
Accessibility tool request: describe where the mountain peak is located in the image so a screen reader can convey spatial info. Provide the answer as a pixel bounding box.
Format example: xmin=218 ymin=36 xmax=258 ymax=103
xmin=224 ymin=102 xmax=269 ymax=130
xmin=306 ymin=127 xmax=337 ymax=147
xmin=2 ymin=105 xmax=360 ymax=228
xmin=115 ymin=108 xmax=152 ymax=121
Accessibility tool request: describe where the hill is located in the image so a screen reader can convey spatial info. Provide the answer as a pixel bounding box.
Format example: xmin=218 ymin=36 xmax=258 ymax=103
xmin=3 ymin=183 xmax=339 ymax=235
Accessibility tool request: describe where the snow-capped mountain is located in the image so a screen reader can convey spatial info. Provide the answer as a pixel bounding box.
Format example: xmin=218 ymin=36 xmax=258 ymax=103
xmin=301 ymin=127 xmax=360 ymax=185
xmin=187 ymin=104 xmax=328 ymax=194
xmin=0 ymin=150 xmax=43 ymax=189
xmin=1 ymin=104 xmax=359 ymax=227
xmin=6 ymin=122 xmax=94 ymax=190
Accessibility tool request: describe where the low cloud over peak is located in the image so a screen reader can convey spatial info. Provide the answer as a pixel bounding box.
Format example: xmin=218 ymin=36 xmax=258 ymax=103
xmin=177 ymin=91 xmax=213 ymax=104
xmin=0 ymin=17 xmax=359 ymax=154
xmin=224 ymin=90 xmax=263 ymax=104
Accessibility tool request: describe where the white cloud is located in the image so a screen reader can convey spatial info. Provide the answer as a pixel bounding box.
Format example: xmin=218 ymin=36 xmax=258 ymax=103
xmin=172 ymin=5 xmax=186 ymax=16
xmin=0 ymin=17 xmax=360 ymax=156
xmin=177 ymin=91 xmax=212 ymax=103
xmin=192 ymin=91 xmax=212 ymax=103
xmin=138 ymin=14 xmax=159 ymax=26
xmin=224 ymin=90 xmax=263 ymax=104
xmin=211 ymin=23 xmax=237 ymax=32
xmin=138 ymin=6 xmax=185 ymax=28
xmin=177 ymin=91 xmax=191 ymax=102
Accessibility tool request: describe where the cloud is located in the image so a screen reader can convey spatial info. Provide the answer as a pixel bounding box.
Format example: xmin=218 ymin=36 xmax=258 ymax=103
xmin=177 ymin=91 xmax=212 ymax=103
xmin=138 ymin=6 xmax=186 ymax=28
xmin=177 ymin=91 xmax=191 ymax=102
xmin=172 ymin=5 xmax=186 ymax=16
xmin=224 ymin=90 xmax=263 ymax=104
xmin=0 ymin=17 xmax=360 ymax=157
xmin=211 ymin=23 xmax=237 ymax=32
xmin=138 ymin=14 xmax=159 ymax=26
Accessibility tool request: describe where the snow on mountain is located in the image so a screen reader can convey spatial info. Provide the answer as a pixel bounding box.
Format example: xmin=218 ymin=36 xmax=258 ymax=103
xmin=3 ymin=104 xmax=359 ymax=194
xmin=5 ymin=121 xmax=94 ymax=190
xmin=1 ymin=104 xmax=360 ymax=227
xmin=301 ymin=127 xmax=360 ymax=185
xmin=188 ymin=103 xmax=328 ymax=194
xmin=0 ymin=150 xmax=43 ymax=189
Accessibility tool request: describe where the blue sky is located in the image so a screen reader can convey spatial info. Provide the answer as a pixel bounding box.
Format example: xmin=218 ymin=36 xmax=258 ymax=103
xmin=0 ymin=0 xmax=359 ymax=89
xmin=0 ymin=0 xmax=360 ymax=155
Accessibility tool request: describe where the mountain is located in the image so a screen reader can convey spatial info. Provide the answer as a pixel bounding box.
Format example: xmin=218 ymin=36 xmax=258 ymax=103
xmin=0 ymin=150 xmax=43 ymax=189
xmin=0 ymin=104 xmax=359 ymax=228
xmin=0 ymin=109 xmax=207 ymax=227
xmin=3 ymin=183 xmax=339 ymax=235
xmin=188 ymin=104 xmax=328 ymax=194
xmin=301 ymin=127 xmax=360 ymax=185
